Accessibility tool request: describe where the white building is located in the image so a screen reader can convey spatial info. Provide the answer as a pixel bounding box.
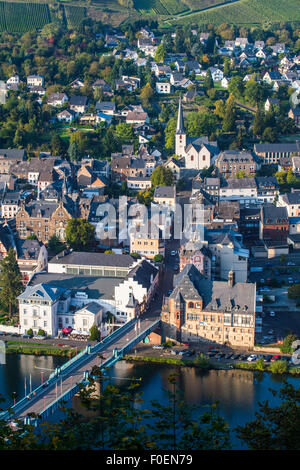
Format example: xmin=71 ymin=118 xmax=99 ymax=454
xmin=156 ymin=82 xmax=171 ymax=94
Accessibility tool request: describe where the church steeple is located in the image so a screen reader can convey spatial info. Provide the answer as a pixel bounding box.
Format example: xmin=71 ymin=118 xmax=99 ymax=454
xmin=175 ymin=97 xmax=186 ymax=157
xmin=176 ymin=97 xmax=185 ymax=134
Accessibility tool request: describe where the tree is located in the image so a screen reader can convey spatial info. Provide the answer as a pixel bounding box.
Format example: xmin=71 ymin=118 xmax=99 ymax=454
xmin=115 ymin=122 xmax=133 ymax=141
xmin=236 ymin=382 xmax=300 ymax=450
xmin=165 ymin=117 xmax=177 ymax=151
xmin=154 ymin=43 xmax=166 ymax=63
xmin=0 ymin=249 xmax=23 ymax=317
xmin=222 ymin=93 xmax=236 ymax=132
xmin=203 ymin=69 xmax=213 ymax=92
xmin=68 ymin=141 xmax=79 ymax=162
xmin=89 ymin=324 xmax=100 ymax=341
xmin=48 ymin=235 xmax=65 ymax=255
xmin=140 ymin=82 xmax=154 ymax=107
xmin=280 ymin=334 xmax=298 ymax=354
xmin=153 ymin=254 xmax=164 ymax=263
xmin=186 ymin=112 xmax=217 ymax=137
xmin=65 ymin=219 xmax=95 ymax=250
xmin=253 ymin=108 xmax=265 ymax=137
xmin=228 ymin=76 xmax=244 ymax=99
xmin=37 ymin=329 xmax=46 ymax=337
xmin=151 ymin=166 xmax=174 ymax=188
xmin=26 ymin=328 xmax=33 ymax=336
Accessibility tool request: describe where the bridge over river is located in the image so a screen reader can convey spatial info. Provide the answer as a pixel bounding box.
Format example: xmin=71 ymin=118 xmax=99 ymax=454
xmin=0 ymin=316 xmax=160 ymax=425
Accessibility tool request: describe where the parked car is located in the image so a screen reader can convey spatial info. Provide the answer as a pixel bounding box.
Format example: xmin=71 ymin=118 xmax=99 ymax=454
xmin=0 ymin=331 xmax=6 ymax=336
xmin=33 ymin=335 xmax=46 ymax=340
xmin=247 ymin=354 xmax=257 ymax=362
xmin=264 ymin=355 xmax=272 ymax=362
xmin=269 ymin=311 xmax=276 ymax=317
xmin=186 ymin=349 xmax=195 ymax=357
xmin=152 ymin=345 xmax=163 ymax=350
xmin=287 ymin=262 xmax=295 ymax=266
xmin=271 ymin=355 xmax=281 ymax=361
xmin=170 ymin=250 xmax=176 ymax=256
xmin=22 ymin=334 xmax=32 ymax=339
xmin=170 ymin=349 xmax=178 ymax=355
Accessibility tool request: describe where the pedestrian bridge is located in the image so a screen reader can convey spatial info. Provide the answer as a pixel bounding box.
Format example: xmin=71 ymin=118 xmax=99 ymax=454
xmin=0 ymin=317 xmax=160 ymax=425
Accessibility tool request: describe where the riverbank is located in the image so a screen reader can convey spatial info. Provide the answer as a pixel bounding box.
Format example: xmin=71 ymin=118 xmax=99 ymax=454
xmin=124 ymin=354 xmax=300 ymax=375
xmin=6 ymin=344 xmax=78 ymax=357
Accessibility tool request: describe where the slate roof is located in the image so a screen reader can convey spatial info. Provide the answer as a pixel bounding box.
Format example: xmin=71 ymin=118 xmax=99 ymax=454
xmin=17 ymin=239 xmax=42 ymax=260
xmin=29 ymin=273 xmax=121 ymax=300
xmin=0 ymin=149 xmax=26 ymax=159
xmin=154 ymin=185 xmax=176 ymax=199
xmin=18 ymin=283 xmax=67 ymax=302
xmin=169 ymin=264 xmax=255 ymax=313
xmin=126 ymin=260 xmax=158 ymax=290
xmin=261 ymin=204 xmax=288 ymax=224
xmin=49 ymin=251 xmax=135 ymax=268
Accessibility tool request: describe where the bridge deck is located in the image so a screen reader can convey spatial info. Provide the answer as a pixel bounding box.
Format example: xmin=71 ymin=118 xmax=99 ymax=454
xmin=10 ymin=317 xmax=159 ymax=421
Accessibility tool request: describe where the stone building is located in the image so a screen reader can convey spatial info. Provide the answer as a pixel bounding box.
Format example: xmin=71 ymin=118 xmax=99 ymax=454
xmin=16 ymin=199 xmax=73 ymax=243
xmin=162 ymin=265 xmax=256 ymax=348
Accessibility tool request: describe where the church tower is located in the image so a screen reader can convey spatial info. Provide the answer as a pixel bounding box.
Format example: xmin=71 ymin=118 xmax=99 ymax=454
xmin=175 ymin=97 xmax=186 ymax=157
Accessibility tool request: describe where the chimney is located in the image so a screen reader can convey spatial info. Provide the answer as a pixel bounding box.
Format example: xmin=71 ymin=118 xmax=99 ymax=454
xmin=228 ymin=270 xmax=235 ymax=288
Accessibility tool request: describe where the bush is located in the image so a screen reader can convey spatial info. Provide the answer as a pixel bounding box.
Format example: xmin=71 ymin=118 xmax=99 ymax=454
xmin=89 ymin=324 xmax=100 ymax=341
xmin=162 ymin=340 xmax=175 ymax=348
xmin=270 ymin=360 xmax=288 ymax=374
xmin=194 ymin=353 xmax=211 ymax=369
xmin=280 ymin=334 xmax=298 ymax=354
xmin=26 ymin=328 xmax=33 ymax=336
xmin=37 ymin=329 xmax=46 ymax=337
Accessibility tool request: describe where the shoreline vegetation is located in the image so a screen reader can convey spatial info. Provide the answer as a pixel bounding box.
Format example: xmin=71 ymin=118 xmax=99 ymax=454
xmin=6 ymin=344 xmax=78 ymax=357
xmin=124 ymin=354 xmax=300 ymax=376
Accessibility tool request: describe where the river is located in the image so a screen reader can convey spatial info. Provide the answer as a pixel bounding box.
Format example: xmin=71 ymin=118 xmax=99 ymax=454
xmin=0 ymin=355 xmax=299 ymax=448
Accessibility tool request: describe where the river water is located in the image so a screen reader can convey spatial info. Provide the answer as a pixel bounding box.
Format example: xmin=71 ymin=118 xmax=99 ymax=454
xmin=0 ymin=355 xmax=299 ymax=448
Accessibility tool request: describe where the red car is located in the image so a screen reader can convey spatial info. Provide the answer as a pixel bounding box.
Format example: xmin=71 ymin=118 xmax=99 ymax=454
xmin=271 ymin=355 xmax=281 ymax=361
xmin=62 ymin=327 xmax=73 ymax=334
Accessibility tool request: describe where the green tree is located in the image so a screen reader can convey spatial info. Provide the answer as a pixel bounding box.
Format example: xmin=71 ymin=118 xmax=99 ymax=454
xmin=280 ymin=334 xmax=298 ymax=354
xmin=65 ymin=219 xmax=95 ymax=250
xmin=228 ymin=76 xmax=244 ymax=99
xmin=68 ymin=141 xmax=79 ymax=162
xmin=140 ymin=82 xmax=154 ymax=107
xmin=186 ymin=112 xmax=217 ymax=137
xmin=115 ymin=122 xmax=133 ymax=141
xmin=269 ymin=360 xmax=288 ymax=374
xmin=203 ymin=69 xmax=214 ymax=92
xmin=0 ymin=249 xmax=23 ymax=317
xmin=151 ymin=166 xmax=174 ymax=188
xmin=26 ymin=328 xmax=33 ymax=336
xmin=48 ymin=235 xmax=65 ymax=255
xmin=222 ymin=93 xmax=236 ymax=132
xmin=89 ymin=324 xmax=100 ymax=341
xmin=37 ymin=329 xmax=46 ymax=337
xmin=154 ymin=43 xmax=166 ymax=63
xmin=253 ymin=108 xmax=265 ymax=138
xmin=153 ymin=254 xmax=164 ymax=263
xmin=165 ymin=117 xmax=177 ymax=151
xmin=236 ymin=382 xmax=300 ymax=450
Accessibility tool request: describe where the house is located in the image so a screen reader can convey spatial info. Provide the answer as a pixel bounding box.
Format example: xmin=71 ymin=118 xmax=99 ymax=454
xmin=0 ymin=148 xmax=26 ymax=174
xmin=126 ymin=112 xmax=148 ymax=125
xmin=263 ymin=71 xmax=282 ymax=85
xmin=264 ymin=97 xmax=280 ymax=112
xmin=70 ymin=78 xmax=85 ymax=89
xmin=183 ymin=88 xmax=203 ymax=102
xmin=47 ymin=93 xmax=69 ymax=107
xmin=164 ymin=157 xmax=184 ymax=181
xmin=235 ymin=37 xmax=248 ymax=49
xmin=209 ymin=67 xmax=224 ymax=82
xmin=129 ymin=227 xmax=165 ymax=260
xmin=1 ymin=190 xmax=21 ymax=219
xmin=170 ymin=72 xmax=184 ymax=87
xmin=27 ymin=75 xmax=44 ymax=87
xmin=156 ymin=82 xmax=171 ymax=94
xmin=221 ymin=77 xmax=230 ymax=89
xmin=288 ymin=108 xmax=300 ymax=127
xmin=69 ymin=96 xmax=88 ymax=114
xmin=292 ymin=156 xmax=300 ymax=174
xmin=16 ymin=238 xmax=48 ymax=285
xmin=215 ymin=151 xmax=257 ymax=177
xmin=57 ymin=109 xmax=75 ymax=123
xmin=0 ymin=222 xmax=15 ymax=260
xmin=199 ymin=32 xmax=209 ymax=45
xmin=6 ymin=75 xmax=20 ymax=89
xmin=153 ymin=185 xmax=176 ymax=209
xmin=278 ymin=192 xmax=300 ymax=217
xmin=95 ymin=101 xmax=116 ymax=116
xmin=260 ymin=205 xmax=289 ymax=241
xmin=219 ymin=178 xmax=258 ymax=206
xmin=29 ymin=85 xmax=45 ymax=96
xmin=161 ymin=265 xmax=256 ymax=348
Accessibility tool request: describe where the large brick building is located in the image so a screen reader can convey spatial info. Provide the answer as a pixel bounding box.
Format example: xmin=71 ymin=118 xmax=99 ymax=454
xmin=16 ymin=199 xmax=73 ymax=243
xmin=259 ymin=204 xmax=289 ymax=241
xmin=162 ymin=265 xmax=256 ymax=348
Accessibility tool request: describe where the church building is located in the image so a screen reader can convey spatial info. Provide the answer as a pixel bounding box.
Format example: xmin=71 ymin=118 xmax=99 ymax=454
xmin=175 ymin=98 xmax=219 ymax=170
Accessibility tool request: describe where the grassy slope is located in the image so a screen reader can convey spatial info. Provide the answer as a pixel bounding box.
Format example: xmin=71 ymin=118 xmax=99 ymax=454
xmin=168 ymin=0 xmax=300 ymax=25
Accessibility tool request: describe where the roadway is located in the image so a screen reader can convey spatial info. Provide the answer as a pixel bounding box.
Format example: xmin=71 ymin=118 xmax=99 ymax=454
xmin=13 ymin=317 xmax=158 ymax=420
